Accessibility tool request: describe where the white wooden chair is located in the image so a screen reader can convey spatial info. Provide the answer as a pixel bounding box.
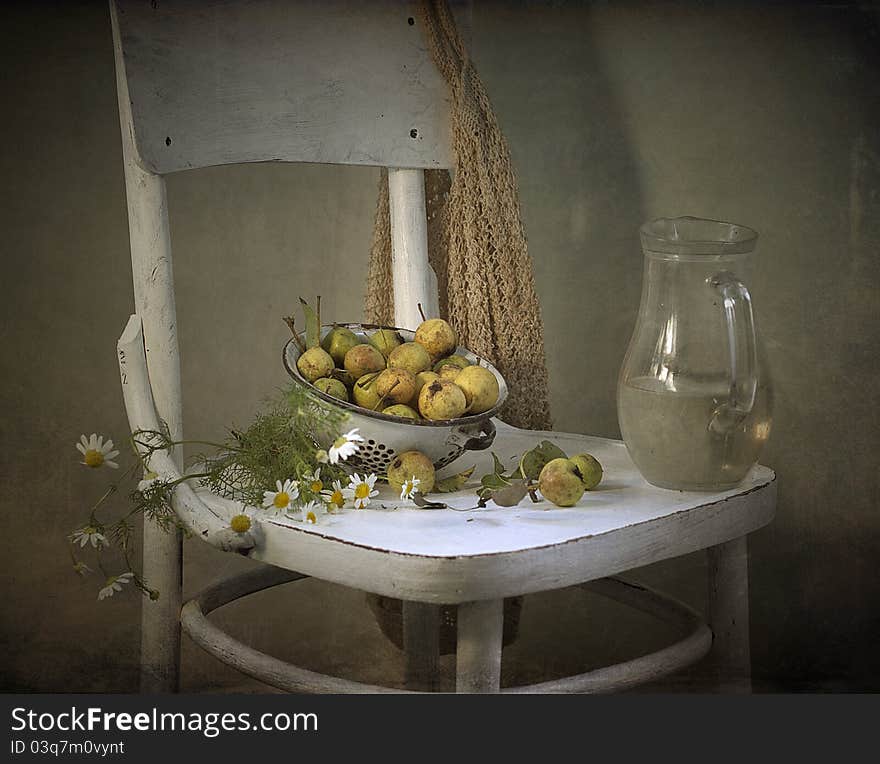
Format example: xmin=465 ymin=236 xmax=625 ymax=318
xmin=110 ymin=0 xmax=776 ymax=693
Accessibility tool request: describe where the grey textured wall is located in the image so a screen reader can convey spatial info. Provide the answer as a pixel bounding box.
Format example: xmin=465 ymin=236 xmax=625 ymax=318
xmin=2 ymin=1 xmax=878 ymax=692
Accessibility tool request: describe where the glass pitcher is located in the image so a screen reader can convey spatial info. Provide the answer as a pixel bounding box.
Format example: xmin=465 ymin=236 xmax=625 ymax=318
xmin=617 ymin=217 xmax=772 ymax=491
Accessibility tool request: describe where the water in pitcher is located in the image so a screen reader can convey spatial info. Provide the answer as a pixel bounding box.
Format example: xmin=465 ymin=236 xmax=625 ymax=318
xmin=618 ymin=376 xmax=772 ymax=491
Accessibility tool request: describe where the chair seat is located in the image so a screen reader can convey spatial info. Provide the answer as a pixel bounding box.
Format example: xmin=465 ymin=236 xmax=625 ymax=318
xmin=195 ymin=420 xmax=776 ymax=603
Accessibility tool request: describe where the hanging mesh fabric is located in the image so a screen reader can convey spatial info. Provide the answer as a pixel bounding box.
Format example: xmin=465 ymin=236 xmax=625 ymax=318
xmin=364 ymin=0 xmax=552 ymax=430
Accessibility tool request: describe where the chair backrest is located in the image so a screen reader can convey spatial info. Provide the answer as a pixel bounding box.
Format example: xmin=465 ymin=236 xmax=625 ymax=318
xmin=114 ymin=0 xmax=454 ymax=173
xmin=111 ymin=0 xmax=454 ymax=454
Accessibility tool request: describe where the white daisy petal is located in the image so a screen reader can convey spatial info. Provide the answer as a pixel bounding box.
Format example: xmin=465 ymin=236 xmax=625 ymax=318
xmin=97 ymin=572 xmax=133 ymax=601
xmin=400 ymin=476 xmax=421 ymax=501
xmin=262 ymin=478 xmax=299 ymax=514
xmin=343 ymin=428 xmax=364 ymax=443
xmin=76 ymin=442 xmax=86 ymax=455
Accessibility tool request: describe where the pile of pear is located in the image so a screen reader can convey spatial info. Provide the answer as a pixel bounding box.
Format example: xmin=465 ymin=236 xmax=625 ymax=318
xmin=296 ymin=318 xmax=500 ymax=421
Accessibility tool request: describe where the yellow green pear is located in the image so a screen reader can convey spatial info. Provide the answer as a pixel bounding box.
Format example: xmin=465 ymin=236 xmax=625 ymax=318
xmin=455 ymin=365 xmax=500 ymax=414
xmin=570 ymin=454 xmax=603 ymax=490
xmin=344 ymin=343 xmax=386 ymax=380
xmin=374 ymin=368 xmax=417 ymax=406
xmin=437 ymin=364 xmax=462 ymax=383
xmin=368 ymin=329 xmax=403 ymax=358
xmin=321 ymin=326 xmax=361 ymax=366
xmin=412 ymin=370 xmax=440 ymax=401
xmin=388 ymin=342 xmax=432 ymax=375
xmin=418 ymin=379 xmax=467 ymax=420
xmin=297 ymin=347 xmax=334 ymax=382
xmin=387 ymin=450 xmax=436 ymax=494
xmin=414 ymin=318 xmax=458 ymax=360
xmin=313 ymin=377 xmax=349 ymax=402
xmin=432 ymin=354 xmax=470 ymax=373
xmin=538 ymin=458 xmax=586 ymax=507
xmin=382 ymin=404 xmax=420 ymax=419
xmin=353 ymin=371 xmax=382 ymax=410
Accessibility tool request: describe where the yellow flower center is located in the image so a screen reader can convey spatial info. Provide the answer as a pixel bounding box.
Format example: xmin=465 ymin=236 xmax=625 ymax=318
xmin=273 ymin=492 xmax=290 ymax=509
xmin=230 ymin=514 xmax=251 ymax=533
xmin=333 ymin=436 xmax=347 ymax=448
xmin=84 ymin=449 xmax=104 ymax=468
xmin=305 ymin=511 xmax=317 ymax=524
xmin=331 ymin=490 xmax=344 ymax=507
xmin=355 ymin=483 xmax=370 ymax=500
xmin=311 ymin=480 xmax=323 ymax=493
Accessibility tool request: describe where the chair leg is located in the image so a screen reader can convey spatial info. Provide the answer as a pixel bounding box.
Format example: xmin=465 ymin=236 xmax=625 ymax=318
xmin=455 ymin=599 xmax=503 ymax=693
xmin=140 ymin=523 xmax=182 ymax=693
xmin=403 ymin=601 xmax=440 ymax=692
xmin=112 ymin=2 xmax=184 ymax=694
xmin=707 ymin=535 xmax=752 ymax=693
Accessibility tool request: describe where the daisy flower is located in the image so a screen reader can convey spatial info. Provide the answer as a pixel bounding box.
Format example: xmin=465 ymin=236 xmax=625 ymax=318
xmin=70 ymin=526 xmax=109 ymax=549
xmin=229 ymin=507 xmax=259 ymax=534
xmin=98 ymin=572 xmax=134 ymax=601
xmin=303 ymin=467 xmax=324 ymax=495
xmin=262 ymin=479 xmax=299 ymax=514
xmin=138 ymin=470 xmax=160 ymax=492
xmin=76 ymin=433 xmax=120 ymax=470
xmin=72 ymin=561 xmax=92 ymax=577
xmin=328 ymin=428 xmax=364 ymax=464
xmin=297 ymin=500 xmax=321 ymax=525
xmin=400 ymin=476 xmax=421 ymax=501
xmin=320 ymin=479 xmax=347 ymax=512
xmin=343 ymin=473 xmax=379 ymax=510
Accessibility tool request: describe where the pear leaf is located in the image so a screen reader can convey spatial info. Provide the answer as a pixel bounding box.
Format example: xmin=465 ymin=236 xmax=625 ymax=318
xmin=489 ymin=481 xmax=530 ymax=507
xmin=435 ymin=466 xmax=476 ymax=494
xmin=299 ymin=297 xmax=320 ymax=349
xmin=491 ymin=451 xmax=508 ymax=476
xmin=480 ymin=472 xmax=510 ymax=491
xmin=518 ymin=440 xmax=568 ymax=480
xmin=411 ymin=493 xmax=447 ymax=509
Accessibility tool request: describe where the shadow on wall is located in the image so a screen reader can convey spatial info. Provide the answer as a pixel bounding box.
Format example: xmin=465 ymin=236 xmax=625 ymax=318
xmin=472 ymin=0 xmax=647 ymax=440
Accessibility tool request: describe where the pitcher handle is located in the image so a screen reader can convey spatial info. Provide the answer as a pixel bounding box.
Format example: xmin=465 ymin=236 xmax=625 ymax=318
xmin=708 ymin=271 xmax=758 ymax=434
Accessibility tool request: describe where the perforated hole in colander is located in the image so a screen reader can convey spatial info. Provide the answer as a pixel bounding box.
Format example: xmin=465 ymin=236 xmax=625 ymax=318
xmin=350 ymin=442 xmax=397 ymax=474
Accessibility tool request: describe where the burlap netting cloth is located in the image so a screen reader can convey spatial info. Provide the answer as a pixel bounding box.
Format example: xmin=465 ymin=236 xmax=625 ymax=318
xmin=364 ymin=0 xmax=552 ymax=430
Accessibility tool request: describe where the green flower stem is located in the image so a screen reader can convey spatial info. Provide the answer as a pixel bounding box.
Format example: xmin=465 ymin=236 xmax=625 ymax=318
xmin=88 ymin=484 xmax=118 ymax=526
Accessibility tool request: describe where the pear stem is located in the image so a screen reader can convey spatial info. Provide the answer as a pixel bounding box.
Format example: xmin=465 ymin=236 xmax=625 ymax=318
xmin=374 ymin=378 xmax=402 ymax=411
xmin=417 ymin=303 xmax=427 ymax=323
xmin=282 ymin=316 xmax=307 ymax=353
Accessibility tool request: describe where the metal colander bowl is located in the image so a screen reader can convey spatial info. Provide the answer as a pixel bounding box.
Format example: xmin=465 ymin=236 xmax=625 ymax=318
xmin=282 ymin=323 xmax=506 ymax=473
